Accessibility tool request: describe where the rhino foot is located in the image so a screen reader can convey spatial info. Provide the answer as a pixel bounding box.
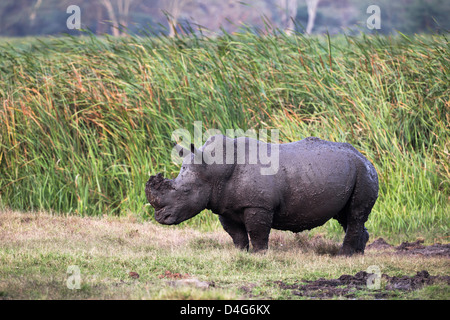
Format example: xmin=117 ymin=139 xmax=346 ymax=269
xmin=339 ymin=227 xmax=370 ymax=256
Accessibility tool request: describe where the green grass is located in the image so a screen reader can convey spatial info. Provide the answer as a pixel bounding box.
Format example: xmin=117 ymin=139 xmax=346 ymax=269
xmin=0 ymin=211 xmax=448 ymax=300
xmin=0 ymin=30 xmax=448 ymax=242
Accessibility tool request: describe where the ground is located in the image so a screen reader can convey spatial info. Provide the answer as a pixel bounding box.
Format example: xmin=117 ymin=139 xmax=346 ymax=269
xmin=0 ymin=210 xmax=448 ymax=300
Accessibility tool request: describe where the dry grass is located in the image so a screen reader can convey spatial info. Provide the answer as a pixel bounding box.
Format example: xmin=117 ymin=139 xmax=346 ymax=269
xmin=0 ymin=209 xmax=448 ymax=300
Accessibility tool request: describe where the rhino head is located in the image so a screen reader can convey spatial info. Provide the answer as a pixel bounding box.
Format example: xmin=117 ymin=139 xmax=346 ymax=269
xmin=145 ymin=144 xmax=211 ymax=225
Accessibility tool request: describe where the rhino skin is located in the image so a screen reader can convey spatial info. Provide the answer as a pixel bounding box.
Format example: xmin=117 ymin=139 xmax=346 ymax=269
xmin=145 ymin=135 xmax=378 ymax=255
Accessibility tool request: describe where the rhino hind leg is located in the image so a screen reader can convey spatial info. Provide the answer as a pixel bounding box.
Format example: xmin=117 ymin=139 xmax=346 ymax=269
xmin=338 ymin=192 xmax=377 ymax=256
xmin=219 ymin=215 xmax=249 ymax=251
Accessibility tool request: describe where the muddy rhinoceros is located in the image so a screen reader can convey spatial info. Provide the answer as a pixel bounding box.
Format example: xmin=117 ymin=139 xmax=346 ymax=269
xmin=145 ymin=135 xmax=378 ymax=255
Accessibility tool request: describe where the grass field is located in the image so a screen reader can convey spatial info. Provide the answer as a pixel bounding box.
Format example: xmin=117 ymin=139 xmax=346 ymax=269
xmin=1 ymin=210 xmax=448 ymax=300
xmin=0 ymin=30 xmax=449 ymax=300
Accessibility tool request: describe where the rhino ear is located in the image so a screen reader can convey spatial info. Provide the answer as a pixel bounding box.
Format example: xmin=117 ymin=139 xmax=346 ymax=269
xmin=190 ymin=143 xmax=203 ymax=164
xmin=174 ymin=144 xmax=190 ymax=158
xmin=190 ymin=143 xmax=203 ymax=155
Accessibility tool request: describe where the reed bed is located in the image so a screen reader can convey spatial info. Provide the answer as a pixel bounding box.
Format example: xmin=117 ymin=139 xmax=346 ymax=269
xmin=0 ymin=30 xmax=448 ymax=240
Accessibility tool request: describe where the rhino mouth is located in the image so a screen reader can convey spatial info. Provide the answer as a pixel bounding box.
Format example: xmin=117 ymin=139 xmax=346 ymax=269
xmin=154 ymin=206 xmax=178 ymax=225
xmin=153 ymin=205 xmax=166 ymax=217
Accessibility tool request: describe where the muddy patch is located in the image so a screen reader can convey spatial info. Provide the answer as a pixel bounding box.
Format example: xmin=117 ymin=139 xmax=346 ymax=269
xmin=366 ymin=237 xmax=393 ymax=250
xmin=367 ymin=238 xmax=450 ymax=257
xmin=395 ymin=240 xmax=450 ymax=257
xmin=275 ymin=270 xmax=450 ymax=299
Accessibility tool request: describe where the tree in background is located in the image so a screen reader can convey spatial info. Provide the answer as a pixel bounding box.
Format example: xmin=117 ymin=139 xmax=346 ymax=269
xmin=159 ymin=0 xmax=273 ymax=36
xmin=99 ymin=0 xmax=145 ymax=36
xmin=158 ymin=0 xmax=195 ymax=37
xmin=29 ymin=0 xmax=43 ymax=26
xmin=275 ymin=0 xmax=298 ymax=34
xmin=305 ymin=0 xmax=320 ymax=34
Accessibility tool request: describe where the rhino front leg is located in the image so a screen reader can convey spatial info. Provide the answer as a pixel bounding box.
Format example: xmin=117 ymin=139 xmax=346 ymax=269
xmin=244 ymin=208 xmax=273 ymax=253
xmin=219 ymin=215 xmax=249 ymax=251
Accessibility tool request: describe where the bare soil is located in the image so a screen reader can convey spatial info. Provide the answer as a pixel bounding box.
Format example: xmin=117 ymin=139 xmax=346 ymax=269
xmin=367 ymin=237 xmax=450 ymax=257
xmin=274 ymin=270 xmax=450 ymax=299
xmin=272 ymin=238 xmax=450 ymax=299
xmin=1 ymin=211 xmax=448 ymax=300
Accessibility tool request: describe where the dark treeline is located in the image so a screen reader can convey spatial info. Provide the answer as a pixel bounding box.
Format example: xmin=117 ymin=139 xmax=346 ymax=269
xmin=0 ymin=0 xmax=448 ymax=37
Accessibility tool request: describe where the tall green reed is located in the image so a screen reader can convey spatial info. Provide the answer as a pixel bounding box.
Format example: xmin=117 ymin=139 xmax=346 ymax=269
xmin=0 ymin=30 xmax=448 ymax=240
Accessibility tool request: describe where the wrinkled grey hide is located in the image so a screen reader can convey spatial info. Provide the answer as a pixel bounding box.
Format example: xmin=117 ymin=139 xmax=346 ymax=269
xmin=146 ymin=135 xmax=378 ymax=255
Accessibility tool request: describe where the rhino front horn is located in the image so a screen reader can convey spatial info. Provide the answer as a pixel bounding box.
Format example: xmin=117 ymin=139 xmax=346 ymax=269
xmin=146 ymin=173 xmax=165 ymax=189
xmin=146 ymin=173 xmax=175 ymax=191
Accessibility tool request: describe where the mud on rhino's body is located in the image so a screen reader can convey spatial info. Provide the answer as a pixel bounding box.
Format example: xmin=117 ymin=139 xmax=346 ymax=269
xmin=146 ymin=135 xmax=378 ymax=255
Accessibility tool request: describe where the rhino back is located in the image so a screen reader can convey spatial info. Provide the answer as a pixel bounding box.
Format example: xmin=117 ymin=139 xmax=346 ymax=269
xmin=271 ymin=138 xmax=361 ymax=231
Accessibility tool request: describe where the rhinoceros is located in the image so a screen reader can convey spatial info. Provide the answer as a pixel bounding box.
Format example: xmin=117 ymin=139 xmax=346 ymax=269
xmin=145 ymin=135 xmax=378 ymax=255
